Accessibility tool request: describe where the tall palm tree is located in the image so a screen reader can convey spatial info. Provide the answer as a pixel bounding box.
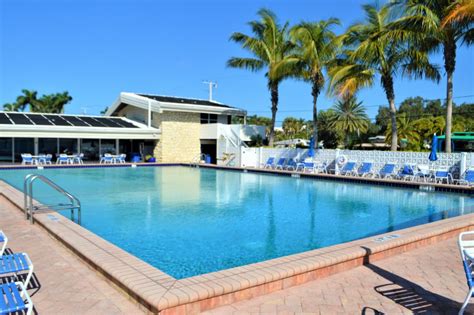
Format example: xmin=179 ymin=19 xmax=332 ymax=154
xmin=329 ymin=4 xmax=439 ymax=151
xmin=392 ymin=0 xmax=473 ymax=152
xmin=3 ymin=89 xmax=72 ymax=113
xmin=31 ymin=92 xmax=72 ymax=113
xmin=442 ymin=0 xmax=474 ymax=26
xmin=227 ymin=9 xmax=297 ymax=147
xmin=289 ymin=18 xmax=341 ymax=149
xmin=329 ymin=95 xmax=369 ymax=148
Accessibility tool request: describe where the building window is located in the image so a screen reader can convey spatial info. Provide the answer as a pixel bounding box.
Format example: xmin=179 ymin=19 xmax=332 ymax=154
xmin=200 ymin=113 xmax=218 ymax=124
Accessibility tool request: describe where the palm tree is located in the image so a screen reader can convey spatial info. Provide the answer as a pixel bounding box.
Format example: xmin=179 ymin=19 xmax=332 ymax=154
xmin=329 ymin=95 xmax=369 ymax=148
xmin=392 ymin=0 xmax=473 ymax=152
xmin=227 ymin=9 xmax=297 ymax=147
xmin=282 ymin=117 xmax=305 ymax=139
xmin=30 ymin=92 xmax=72 ymax=113
xmin=3 ymin=89 xmax=72 ymax=113
xmin=442 ymin=0 xmax=474 ymax=26
xmin=289 ymin=18 xmax=341 ymax=149
xmin=329 ymin=4 xmax=439 ymax=151
xmin=3 ymin=103 xmax=19 ymax=111
xmin=385 ymin=114 xmax=421 ymax=149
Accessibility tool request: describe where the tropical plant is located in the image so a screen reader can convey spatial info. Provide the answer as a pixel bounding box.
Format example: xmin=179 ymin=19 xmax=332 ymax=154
xmin=3 ymin=89 xmax=72 ymax=113
xmin=442 ymin=0 xmax=474 ymax=26
xmin=385 ymin=114 xmax=421 ymax=150
xmin=329 ymin=3 xmax=440 ymax=151
xmin=289 ymin=18 xmax=341 ymax=149
xmin=30 ymin=92 xmax=72 ymax=113
xmin=329 ymin=95 xmax=369 ymax=148
xmin=392 ymin=0 xmax=473 ymax=152
xmin=227 ymin=9 xmax=297 ymax=147
xmin=282 ymin=117 xmax=306 ymax=139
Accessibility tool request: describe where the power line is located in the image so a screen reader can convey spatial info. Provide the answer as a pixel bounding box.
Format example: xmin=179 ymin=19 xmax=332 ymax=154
xmin=247 ymin=94 xmax=474 ymax=114
xmin=261 ymin=109 xmax=474 ymax=123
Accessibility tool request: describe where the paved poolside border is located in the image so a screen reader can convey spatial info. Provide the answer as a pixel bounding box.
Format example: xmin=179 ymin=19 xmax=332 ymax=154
xmin=0 ymin=165 xmax=473 ymax=314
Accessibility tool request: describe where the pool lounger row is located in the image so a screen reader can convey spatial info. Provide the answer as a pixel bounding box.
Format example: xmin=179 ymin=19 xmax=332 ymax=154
xmin=261 ymin=157 xmax=474 ymax=186
xmin=0 ymin=231 xmax=34 ymax=315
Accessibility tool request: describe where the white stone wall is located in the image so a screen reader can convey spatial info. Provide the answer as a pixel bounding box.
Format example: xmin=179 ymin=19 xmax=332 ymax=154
xmin=154 ymin=112 xmax=201 ymax=163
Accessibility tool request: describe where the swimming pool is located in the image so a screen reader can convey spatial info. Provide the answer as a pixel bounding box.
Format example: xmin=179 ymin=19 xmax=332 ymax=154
xmin=0 ymin=166 xmax=472 ymax=279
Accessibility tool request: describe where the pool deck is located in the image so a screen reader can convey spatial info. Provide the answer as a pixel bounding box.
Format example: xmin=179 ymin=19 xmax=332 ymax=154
xmin=204 ymin=237 xmax=472 ymax=314
xmin=0 ymin=195 xmax=145 ymax=314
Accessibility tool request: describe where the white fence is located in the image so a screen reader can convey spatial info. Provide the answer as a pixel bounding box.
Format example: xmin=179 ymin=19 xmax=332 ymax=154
xmin=240 ymin=147 xmax=474 ymax=177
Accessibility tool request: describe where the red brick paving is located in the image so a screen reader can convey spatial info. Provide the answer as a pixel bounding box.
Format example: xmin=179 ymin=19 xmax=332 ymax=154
xmin=205 ymin=237 xmax=473 ymax=314
xmin=0 ymin=196 xmax=145 ymax=314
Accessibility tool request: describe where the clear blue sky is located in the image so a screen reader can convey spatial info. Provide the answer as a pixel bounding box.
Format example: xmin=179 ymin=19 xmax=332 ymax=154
xmin=1 ymin=0 xmax=473 ymax=125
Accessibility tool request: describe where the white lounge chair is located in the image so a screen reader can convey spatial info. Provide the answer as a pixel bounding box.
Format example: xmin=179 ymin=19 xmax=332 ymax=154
xmin=458 ymin=231 xmax=474 ymax=314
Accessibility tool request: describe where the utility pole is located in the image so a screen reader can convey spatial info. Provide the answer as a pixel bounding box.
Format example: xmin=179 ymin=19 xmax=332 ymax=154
xmin=202 ymin=81 xmax=217 ymax=101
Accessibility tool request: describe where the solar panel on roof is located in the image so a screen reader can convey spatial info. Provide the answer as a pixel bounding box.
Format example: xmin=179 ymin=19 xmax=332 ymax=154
xmin=61 ymin=116 xmax=90 ymax=127
xmin=78 ymin=116 xmax=106 ymax=127
xmin=114 ymin=119 xmax=138 ymax=128
xmin=7 ymin=113 xmax=34 ymax=125
xmin=94 ymin=117 xmax=123 ymax=128
xmin=0 ymin=113 xmax=12 ymax=125
xmin=43 ymin=115 xmax=72 ymax=126
xmin=26 ymin=114 xmax=54 ymax=125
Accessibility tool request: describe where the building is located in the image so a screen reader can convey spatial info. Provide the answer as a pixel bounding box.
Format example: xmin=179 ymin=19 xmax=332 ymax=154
xmin=0 ymin=92 xmax=265 ymax=164
xmin=437 ymin=132 xmax=474 ymax=152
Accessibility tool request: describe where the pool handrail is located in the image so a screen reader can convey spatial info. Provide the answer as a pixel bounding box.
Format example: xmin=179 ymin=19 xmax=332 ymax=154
xmin=23 ymin=174 xmax=81 ymax=225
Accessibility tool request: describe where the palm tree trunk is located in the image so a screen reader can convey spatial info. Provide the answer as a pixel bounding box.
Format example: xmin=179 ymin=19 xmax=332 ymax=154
xmin=268 ymin=83 xmax=279 ymax=147
xmin=444 ymin=37 xmax=456 ymax=153
xmin=381 ymin=73 xmax=397 ymax=151
xmin=388 ymin=98 xmax=397 ymax=151
xmin=311 ymin=81 xmax=320 ymax=149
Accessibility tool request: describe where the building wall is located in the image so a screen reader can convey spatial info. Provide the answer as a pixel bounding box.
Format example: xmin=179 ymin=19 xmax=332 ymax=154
xmin=153 ymin=111 xmax=201 ymax=163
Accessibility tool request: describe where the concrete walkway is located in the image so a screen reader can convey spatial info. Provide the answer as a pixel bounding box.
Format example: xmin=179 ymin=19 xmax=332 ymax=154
xmin=205 ymin=237 xmax=473 ymax=314
xmin=0 ymin=196 xmax=144 ymax=314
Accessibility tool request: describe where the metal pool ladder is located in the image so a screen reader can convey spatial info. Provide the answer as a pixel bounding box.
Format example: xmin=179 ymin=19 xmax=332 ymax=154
xmin=23 ymin=174 xmax=81 ymax=225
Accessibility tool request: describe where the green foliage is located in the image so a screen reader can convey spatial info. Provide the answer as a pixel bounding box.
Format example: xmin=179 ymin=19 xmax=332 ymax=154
xmin=329 ymin=96 xmax=369 ymax=148
xmin=227 ymin=9 xmax=298 ymax=146
xmin=3 ymin=89 xmax=72 ymax=113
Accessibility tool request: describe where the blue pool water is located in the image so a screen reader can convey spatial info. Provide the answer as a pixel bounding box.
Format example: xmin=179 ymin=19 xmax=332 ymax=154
xmin=0 ymin=166 xmax=472 ymax=279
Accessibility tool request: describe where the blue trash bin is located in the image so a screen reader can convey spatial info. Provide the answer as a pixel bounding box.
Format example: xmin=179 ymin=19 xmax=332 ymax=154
xmin=205 ymin=154 xmax=211 ymax=164
xmin=131 ymin=153 xmax=141 ymax=163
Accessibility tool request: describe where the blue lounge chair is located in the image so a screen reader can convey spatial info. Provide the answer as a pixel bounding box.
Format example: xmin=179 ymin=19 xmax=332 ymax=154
xmin=302 ymin=160 xmax=316 ymax=173
xmin=397 ymin=164 xmax=418 ymax=181
xmin=0 ymin=282 xmax=33 ymax=315
xmin=56 ymin=154 xmax=69 ymax=165
xmin=117 ymin=154 xmax=126 ymax=164
xmin=0 ymin=231 xmax=7 ymax=256
xmin=457 ymin=168 xmax=474 ymax=186
xmin=100 ymin=154 xmax=113 ymax=164
xmin=73 ymin=153 xmax=84 ymax=164
xmin=262 ymin=157 xmax=275 ymax=169
xmin=20 ymin=154 xmax=33 ymax=165
xmin=340 ymin=161 xmax=357 ymax=176
xmin=274 ymin=158 xmax=286 ymax=170
xmin=285 ymin=158 xmax=297 ymax=171
xmin=356 ymin=161 xmax=373 ymax=177
xmin=374 ymin=163 xmax=397 ymax=179
xmin=458 ymin=231 xmax=474 ymax=314
xmin=0 ymin=253 xmax=34 ymax=289
xmin=432 ymin=167 xmax=453 ymax=184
